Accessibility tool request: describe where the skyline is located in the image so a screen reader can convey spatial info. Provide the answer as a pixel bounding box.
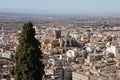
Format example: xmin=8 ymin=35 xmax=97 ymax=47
xmin=0 ymin=0 xmax=120 ymax=14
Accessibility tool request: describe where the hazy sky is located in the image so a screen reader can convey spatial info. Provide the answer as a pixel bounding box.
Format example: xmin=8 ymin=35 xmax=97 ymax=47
xmin=0 ymin=0 xmax=120 ymax=14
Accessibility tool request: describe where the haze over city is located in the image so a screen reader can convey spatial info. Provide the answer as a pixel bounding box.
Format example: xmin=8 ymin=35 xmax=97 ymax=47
xmin=0 ymin=0 xmax=120 ymax=15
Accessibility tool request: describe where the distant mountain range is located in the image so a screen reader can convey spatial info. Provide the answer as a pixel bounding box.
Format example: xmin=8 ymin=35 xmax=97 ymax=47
xmin=0 ymin=8 xmax=120 ymax=16
xmin=0 ymin=8 xmax=60 ymax=15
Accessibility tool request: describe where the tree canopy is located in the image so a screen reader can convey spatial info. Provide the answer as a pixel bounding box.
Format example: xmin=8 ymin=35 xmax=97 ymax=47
xmin=14 ymin=22 xmax=44 ymax=80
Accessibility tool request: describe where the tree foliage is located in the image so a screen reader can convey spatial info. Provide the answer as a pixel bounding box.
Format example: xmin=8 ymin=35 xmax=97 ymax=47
xmin=14 ymin=22 xmax=44 ymax=80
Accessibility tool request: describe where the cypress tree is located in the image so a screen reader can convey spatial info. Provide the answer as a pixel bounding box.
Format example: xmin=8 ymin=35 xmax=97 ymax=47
xmin=14 ymin=22 xmax=44 ymax=80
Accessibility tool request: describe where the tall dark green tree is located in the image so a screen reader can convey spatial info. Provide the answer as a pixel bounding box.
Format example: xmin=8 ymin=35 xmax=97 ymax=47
xmin=14 ymin=22 xmax=44 ymax=80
